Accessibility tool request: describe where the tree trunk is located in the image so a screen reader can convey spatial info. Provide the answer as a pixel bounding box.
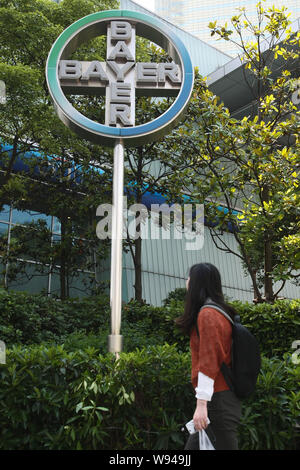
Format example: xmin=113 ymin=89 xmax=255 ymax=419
xmin=60 ymin=213 xmax=67 ymax=300
xmin=264 ymin=239 xmax=274 ymax=302
xmin=0 ymin=135 xmax=19 ymax=211
xmin=134 ymin=228 xmax=143 ymax=302
xmin=133 ymin=148 xmax=144 ymax=303
xmin=231 ymin=230 xmax=263 ymax=302
xmin=262 ymin=185 xmax=274 ymax=302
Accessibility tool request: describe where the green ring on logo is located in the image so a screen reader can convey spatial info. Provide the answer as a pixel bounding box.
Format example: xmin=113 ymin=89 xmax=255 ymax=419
xmin=46 ymin=10 xmax=194 ymax=147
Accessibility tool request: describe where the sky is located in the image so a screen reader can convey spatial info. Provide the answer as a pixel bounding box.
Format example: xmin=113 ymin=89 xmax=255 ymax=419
xmin=133 ymin=0 xmax=155 ymax=12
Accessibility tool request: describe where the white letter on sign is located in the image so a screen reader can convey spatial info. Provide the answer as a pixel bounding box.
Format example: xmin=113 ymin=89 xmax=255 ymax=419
xmin=109 ymin=104 xmax=132 ymax=126
xmin=111 ymin=21 xmax=132 ymax=41
xmin=59 ymin=60 xmax=82 ymax=79
xmin=110 ymin=83 xmax=132 ymax=103
xmin=108 ymin=41 xmax=135 ymax=61
xmin=158 ymin=63 xmax=181 ymax=83
xmin=136 ymin=63 xmax=158 ymax=84
xmin=81 ymin=61 xmax=109 ymax=83
xmin=107 ymin=61 xmax=135 ymax=81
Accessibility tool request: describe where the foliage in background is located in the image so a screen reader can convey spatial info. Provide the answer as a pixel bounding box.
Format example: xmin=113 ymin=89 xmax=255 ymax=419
xmin=164 ymin=3 xmax=300 ymax=302
xmin=0 ymin=289 xmax=299 ymax=359
xmin=0 ymin=0 xmax=119 ymax=298
xmin=0 ymin=289 xmax=110 ymax=346
xmin=238 ymin=354 xmax=300 ymax=450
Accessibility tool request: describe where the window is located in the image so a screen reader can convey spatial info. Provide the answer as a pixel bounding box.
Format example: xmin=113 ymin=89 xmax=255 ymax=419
xmin=0 ymin=204 xmax=97 ymax=296
xmin=12 ymin=208 xmax=52 ymax=228
xmin=0 ymin=205 xmax=10 ymax=222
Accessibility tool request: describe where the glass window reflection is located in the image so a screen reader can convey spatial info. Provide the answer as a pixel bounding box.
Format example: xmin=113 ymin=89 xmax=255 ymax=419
xmin=12 ymin=209 xmax=52 ymax=228
xmin=53 ymin=217 xmax=61 ymax=234
xmin=0 ymin=222 xmax=8 ymax=235
xmin=0 ymin=205 xmax=11 ymax=222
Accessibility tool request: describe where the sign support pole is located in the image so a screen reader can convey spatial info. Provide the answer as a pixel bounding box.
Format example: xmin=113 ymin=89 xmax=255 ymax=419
xmin=108 ymin=138 xmax=124 ymax=358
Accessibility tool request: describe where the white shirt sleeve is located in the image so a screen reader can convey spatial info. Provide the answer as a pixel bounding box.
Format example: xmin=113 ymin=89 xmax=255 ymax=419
xmin=195 ymin=371 xmax=214 ymax=401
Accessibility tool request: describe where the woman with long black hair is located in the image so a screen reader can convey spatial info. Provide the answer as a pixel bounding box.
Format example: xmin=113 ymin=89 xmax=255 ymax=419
xmin=176 ymin=262 xmax=242 ymax=450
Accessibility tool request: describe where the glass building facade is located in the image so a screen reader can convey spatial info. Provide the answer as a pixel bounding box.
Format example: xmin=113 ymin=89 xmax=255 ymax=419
xmin=154 ymin=0 xmax=300 ymax=56
xmin=0 ymin=203 xmax=98 ymax=297
xmin=121 ymin=0 xmax=232 ymax=74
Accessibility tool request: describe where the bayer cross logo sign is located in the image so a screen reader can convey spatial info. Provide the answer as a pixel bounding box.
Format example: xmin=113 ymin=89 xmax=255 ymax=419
xmin=59 ymin=20 xmax=182 ymax=127
xmin=46 ymin=9 xmax=194 ymax=354
xmin=46 ymin=10 xmax=194 ymax=146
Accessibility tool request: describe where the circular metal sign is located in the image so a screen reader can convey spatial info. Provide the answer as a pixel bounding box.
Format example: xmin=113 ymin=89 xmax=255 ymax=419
xmin=46 ymin=10 xmax=194 ymax=147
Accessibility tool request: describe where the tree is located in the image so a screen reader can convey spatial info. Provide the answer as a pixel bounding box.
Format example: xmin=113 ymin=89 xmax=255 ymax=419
xmin=124 ymin=117 xmax=182 ymax=302
xmin=166 ymin=3 xmax=299 ymax=302
xmin=122 ymin=45 xmax=192 ymax=302
xmin=0 ymin=0 xmax=118 ymax=298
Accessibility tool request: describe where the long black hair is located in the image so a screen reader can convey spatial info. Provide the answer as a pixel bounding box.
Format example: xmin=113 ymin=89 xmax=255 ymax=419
xmin=175 ymin=262 xmax=237 ymax=336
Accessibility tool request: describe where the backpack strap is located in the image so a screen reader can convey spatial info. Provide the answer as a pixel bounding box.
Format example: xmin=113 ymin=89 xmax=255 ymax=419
xmin=194 ymin=302 xmax=233 ymax=337
xmin=200 ymin=303 xmax=234 ymax=325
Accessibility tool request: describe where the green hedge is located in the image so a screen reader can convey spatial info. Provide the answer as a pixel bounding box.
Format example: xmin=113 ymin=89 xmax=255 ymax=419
xmin=0 ymin=344 xmax=299 ymax=450
xmin=162 ymin=296 xmax=300 ymax=358
xmin=1 ymin=289 xmax=299 ymax=358
xmin=231 ymin=299 xmax=300 ymax=358
xmin=0 ymin=344 xmax=193 ymax=450
xmin=0 ymin=289 xmax=299 ymax=450
xmin=0 ymin=288 xmax=110 ymax=345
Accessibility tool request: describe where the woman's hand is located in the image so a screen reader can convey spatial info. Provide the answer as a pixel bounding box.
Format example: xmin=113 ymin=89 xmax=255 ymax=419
xmin=193 ymin=399 xmax=208 ymax=431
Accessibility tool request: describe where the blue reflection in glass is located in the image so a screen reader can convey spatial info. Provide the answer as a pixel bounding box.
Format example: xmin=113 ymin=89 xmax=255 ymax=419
xmin=0 ymin=205 xmax=10 ymax=222
xmin=12 ymin=209 xmax=52 ymax=228
xmin=0 ymin=222 xmax=8 ymax=235
xmin=53 ymin=217 xmax=61 ymax=234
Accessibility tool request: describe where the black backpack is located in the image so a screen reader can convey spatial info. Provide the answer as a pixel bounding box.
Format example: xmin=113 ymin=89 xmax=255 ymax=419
xmin=199 ymin=301 xmax=261 ymax=399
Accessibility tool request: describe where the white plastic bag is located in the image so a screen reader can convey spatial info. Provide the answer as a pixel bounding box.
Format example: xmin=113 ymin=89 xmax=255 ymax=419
xmin=185 ymin=419 xmax=215 ymax=450
xmin=199 ymin=429 xmax=215 ymax=450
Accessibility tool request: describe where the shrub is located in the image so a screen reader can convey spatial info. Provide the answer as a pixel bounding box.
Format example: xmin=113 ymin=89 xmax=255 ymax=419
xmin=0 ymin=289 xmax=110 ymax=346
xmin=0 ymin=290 xmax=299 ymax=359
xmin=0 ymin=288 xmax=299 ymax=363
xmin=163 ymin=288 xmax=187 ymax=305
xmin=0 ymin=344 xmax=299 ymax=450
xmin=160 ymin=297 xmax=300 ymax=358
xmin=0 ymin=343 xmax=193 ymax=450
xmin=239 ymin=354 xmax=300 ymax=450
xmin=231 ymin=299 xmax=300 ymax=358
xmin=121 ymin=300 xmax=185 ymax=352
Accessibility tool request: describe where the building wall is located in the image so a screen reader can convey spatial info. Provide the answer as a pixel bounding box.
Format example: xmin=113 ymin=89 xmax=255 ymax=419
xmin=120 ymin=0 xmax=232 ymax=74
xmin=0 ymin=203 xmax=97 ymax=297
xmin=97 ymin=223 xmax=300 ymax=306
xmin=154 ymin=0 xmax=300 ymax=57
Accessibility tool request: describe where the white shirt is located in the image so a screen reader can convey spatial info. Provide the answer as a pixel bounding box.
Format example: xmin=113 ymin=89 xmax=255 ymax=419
xmin=195 ymin=371 xmax=214 ymax=401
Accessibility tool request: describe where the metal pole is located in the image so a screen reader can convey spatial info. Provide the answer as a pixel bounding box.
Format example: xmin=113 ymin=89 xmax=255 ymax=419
xmin=47 ymin=215 xmax=55 ymax=297
xmin=4 ymin=204 xmax=13 ymax=289
xmin=108 ymin=139 xmax=124 ymax=357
